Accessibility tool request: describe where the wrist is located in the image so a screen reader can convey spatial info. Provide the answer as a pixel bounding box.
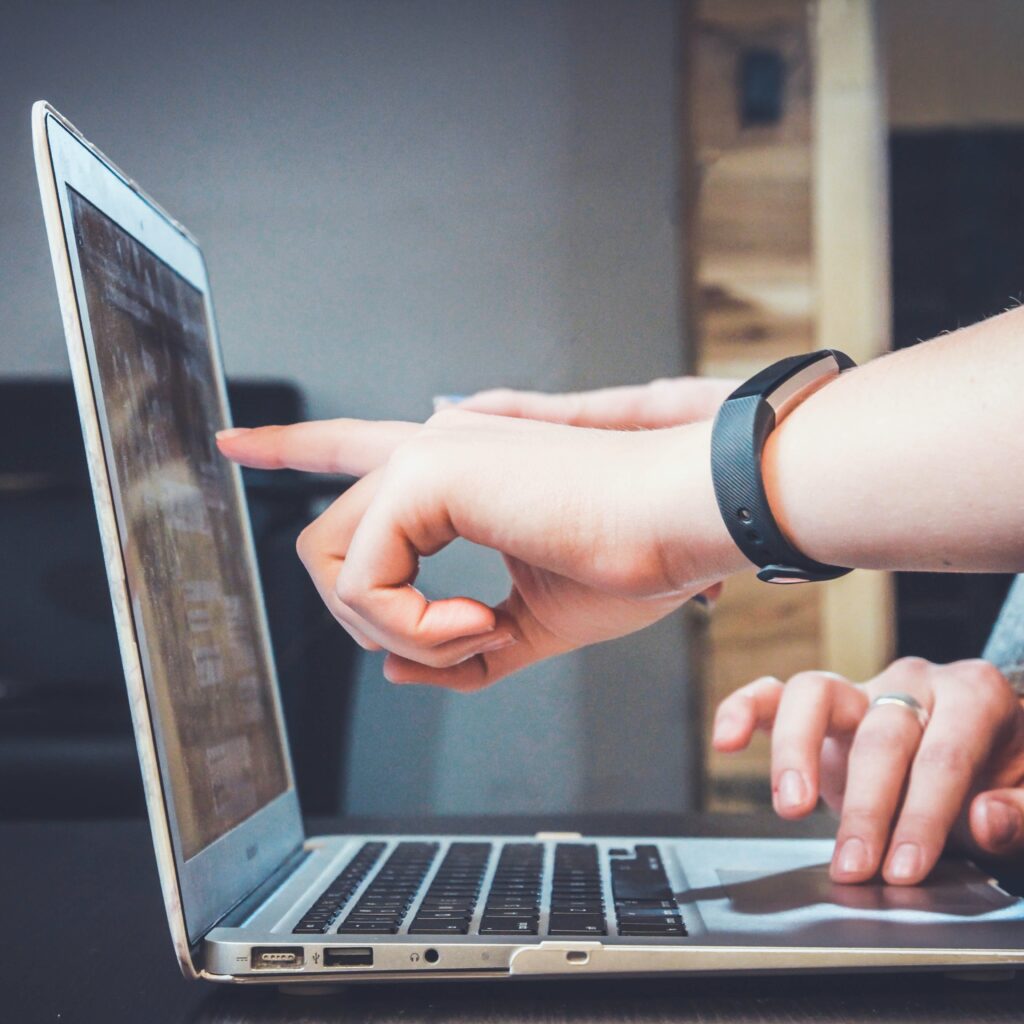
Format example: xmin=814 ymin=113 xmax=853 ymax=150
xmin=761 ymin=377 xmax=851 ymax=568
xmin=654 ymin=421 xmax=751 ymax=590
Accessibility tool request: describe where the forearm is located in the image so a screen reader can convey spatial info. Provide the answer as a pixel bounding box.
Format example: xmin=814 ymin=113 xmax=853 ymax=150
xmin=764 ymin=308 xmax=1024 ymax=572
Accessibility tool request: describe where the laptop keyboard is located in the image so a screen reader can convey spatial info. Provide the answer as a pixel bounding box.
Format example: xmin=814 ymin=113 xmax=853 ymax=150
xmin=547 ymin=842 xmax=606 ymax=936
xmin=292 ymin=841 xmax=386 ymax=933
xmin=478 ymin=841 xmax=544 ymax=935
xmin=409 ymin=841 xmax=491 ymax=934
xmin=293 ymin=840 xmax=686 ymax=939
xmin=336 ymin=841 xmax=439 ymax=934
xmin=612 ymin=845 xmax=687 ymax=937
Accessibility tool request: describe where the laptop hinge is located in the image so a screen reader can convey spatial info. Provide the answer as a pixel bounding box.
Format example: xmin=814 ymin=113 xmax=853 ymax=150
xmin=211 ymin=844 xmax=311 ymax=932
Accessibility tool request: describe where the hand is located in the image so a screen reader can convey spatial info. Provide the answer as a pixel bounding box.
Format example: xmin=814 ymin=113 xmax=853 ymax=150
xmin=451 ymin=377 xmax=736 ymax=609
xmin=450 ymin=377 xmax=739 ymax=429
xmin=218 ymin=410 xmax=743 ymax=690
xmin=712 ymin=657 xmax=1024 ymax=885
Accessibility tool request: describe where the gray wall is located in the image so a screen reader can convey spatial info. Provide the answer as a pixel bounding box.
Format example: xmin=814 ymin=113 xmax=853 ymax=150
xmin=0 ymin=0 xmax=698 ymax=815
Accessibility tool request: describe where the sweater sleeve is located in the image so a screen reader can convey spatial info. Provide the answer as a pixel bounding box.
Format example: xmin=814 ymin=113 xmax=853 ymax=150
xmin=983 ymin=575 xmax=1024 ymax=695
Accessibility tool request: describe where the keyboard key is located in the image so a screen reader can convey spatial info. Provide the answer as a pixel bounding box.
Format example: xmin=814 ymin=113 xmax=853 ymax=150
xmin=612 ymin=880 xmax=673 ymax=901
xmin=547 ymin=913 xmax=606 ymax=936
xmin=408 ymin=922 xmax=469 ymax=935
xmin=479 ymin=915 xmax=538 ymax=935
xmin=614 ymin=921 xmax=688 ymax=937
xmin=336 ymin=921 xmax=399 ymax=933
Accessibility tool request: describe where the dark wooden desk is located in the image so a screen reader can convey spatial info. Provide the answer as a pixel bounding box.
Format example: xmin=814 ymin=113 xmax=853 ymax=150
xmin=5 ymin=814 xmax=1024 ymax=1023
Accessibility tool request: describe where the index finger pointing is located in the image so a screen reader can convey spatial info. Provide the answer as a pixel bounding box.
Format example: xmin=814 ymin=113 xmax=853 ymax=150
xmin=216 ymin=418 xmax=420 ymax=476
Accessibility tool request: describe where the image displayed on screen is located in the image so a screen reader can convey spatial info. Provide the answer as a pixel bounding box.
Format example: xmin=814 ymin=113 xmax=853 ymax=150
xmin=69 ymin=190 xmax=288 ymax=860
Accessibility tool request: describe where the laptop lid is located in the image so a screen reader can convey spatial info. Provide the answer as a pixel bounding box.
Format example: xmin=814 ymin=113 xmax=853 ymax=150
xmin=32 ymin=103 xmax=304 ymax=972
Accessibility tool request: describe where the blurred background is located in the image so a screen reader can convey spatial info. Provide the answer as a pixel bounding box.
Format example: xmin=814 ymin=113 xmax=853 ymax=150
xmin=0 ymin=0 xmax=1017 ymax=824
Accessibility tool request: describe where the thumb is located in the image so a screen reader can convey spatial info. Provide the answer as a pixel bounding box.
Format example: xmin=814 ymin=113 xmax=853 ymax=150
xmin=969 ymin=789 xmax=1024 ymax=855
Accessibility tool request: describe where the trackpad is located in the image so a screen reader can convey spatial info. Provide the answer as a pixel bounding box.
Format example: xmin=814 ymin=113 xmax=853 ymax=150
xmin=717 ymin=862 xmax=1011 ymax=916
xmin=691 ymin=861 xmax=1019 ymax=946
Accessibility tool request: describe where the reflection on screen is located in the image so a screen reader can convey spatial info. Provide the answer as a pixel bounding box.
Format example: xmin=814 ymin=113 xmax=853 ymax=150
xmin=70 ymin=191 xmax=288 ymax=860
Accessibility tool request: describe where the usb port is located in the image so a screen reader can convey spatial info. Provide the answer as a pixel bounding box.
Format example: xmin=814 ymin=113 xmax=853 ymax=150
xmin=251 ymin=946 xmax=304 ymax=969
xmin=324 ymin=946 xmax=373 ymax=968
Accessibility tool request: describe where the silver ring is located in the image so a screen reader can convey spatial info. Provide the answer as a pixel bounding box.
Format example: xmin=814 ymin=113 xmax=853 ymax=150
xmin=869 ymin=692 xmax=930 ymax=730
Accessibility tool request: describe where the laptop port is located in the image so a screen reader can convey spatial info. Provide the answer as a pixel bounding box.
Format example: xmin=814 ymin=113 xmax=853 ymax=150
xmin=323 ymin=947 xmax=374 ymax=968
xmin=251 ymin=946 xmax=304 ymax=969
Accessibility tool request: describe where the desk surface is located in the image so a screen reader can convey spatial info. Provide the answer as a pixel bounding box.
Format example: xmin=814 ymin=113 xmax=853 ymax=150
xmin=5 ymin=814 xmax=1024 ymax=1024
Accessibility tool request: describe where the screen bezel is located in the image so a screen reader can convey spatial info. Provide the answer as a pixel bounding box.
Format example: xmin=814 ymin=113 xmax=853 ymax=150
xmin=37 ymin=107 xmax=304 ymax=951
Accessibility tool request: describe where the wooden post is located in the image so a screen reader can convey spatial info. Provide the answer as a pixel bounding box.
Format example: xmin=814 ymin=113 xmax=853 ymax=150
xmin=814 ymin=0 xmax=895 ymax=681
xmin=686 ymin=0 xmax=894 ymax=808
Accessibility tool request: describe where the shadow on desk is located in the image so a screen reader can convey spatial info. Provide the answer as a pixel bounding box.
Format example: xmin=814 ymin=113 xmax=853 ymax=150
xmin=187 ymin=972 xmax=1024 ymax=1024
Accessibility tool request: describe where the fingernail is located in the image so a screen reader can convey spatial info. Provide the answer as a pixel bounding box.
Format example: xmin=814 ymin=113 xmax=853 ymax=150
xmin=216 ymin=427 xmax=250 ymax=440
xmin=777 ymin=769 xmax=808 ymax=810
xmin=889 ymin=842 xmax=922 ymax=881
xmin=432 ymin=395 xmax=468 ymax=412
xmin=477 ymin=632 xmax=517 ymax=654
xmin=985 ymin=799 xmax=1021 ymax=847
xmin=836 ymin=836 xmax=870 ymax=875
xmin=455 ymin=633 xmax=518 ymax=663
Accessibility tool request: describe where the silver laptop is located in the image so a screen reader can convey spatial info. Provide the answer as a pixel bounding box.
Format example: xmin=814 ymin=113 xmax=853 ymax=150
xmin=33 ymin=100 xmax=1024 ymax=985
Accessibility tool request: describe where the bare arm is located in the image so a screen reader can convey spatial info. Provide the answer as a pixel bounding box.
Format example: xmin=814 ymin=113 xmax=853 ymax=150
xmin=763 ymin=308 xmax=1024 ymax=574
xmin=219 ymin=307 xmax=1024 ymax=690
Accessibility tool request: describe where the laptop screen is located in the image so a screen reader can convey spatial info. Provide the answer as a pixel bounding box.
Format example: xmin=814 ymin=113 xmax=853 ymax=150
xmin=69 ymin=189 xmax=289 ymax=860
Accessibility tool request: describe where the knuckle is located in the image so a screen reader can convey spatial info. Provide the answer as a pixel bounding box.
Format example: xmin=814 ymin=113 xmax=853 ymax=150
xmin=479 ymin=387 xmax=515 ymax=401
xmin=563 ymin=391 xmax=588 ymax=424
xmin=350 ymin=634 xmax=382 ymax=653
xmin=295 ymin=524 xmax=314 ymax=565
xmin=837 ymin=807 xmax=888 ymax=838
xmin=891 ymin=656 xmax=933 ymax=677
xmin=332 ymin=571 xmax=365 ymax=613
xmin=748 ymin=675 xmax=784 ymax=694
xmin=784 ymin=671 xmax=832 ymax=697
xmin=252 ymin=425 xmax=284 ymax=468
xmin=385 ymin=440 xmax=432 ymax=485
xmin=425 ymin=406 xmax=466 ymax=430
xmin=953 ymin=659 xmax=1011 ymax=703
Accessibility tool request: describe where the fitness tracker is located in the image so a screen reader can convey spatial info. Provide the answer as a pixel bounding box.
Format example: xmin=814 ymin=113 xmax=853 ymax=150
xmin=710 ymin=349 xmax=856 ymax=584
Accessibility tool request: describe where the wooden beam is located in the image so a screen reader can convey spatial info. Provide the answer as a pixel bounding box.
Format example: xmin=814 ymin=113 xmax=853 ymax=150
xmin=813 ymin=0 xmax=895 ymax=681
xmin=686 ymin=0 xmax=896 ymax=808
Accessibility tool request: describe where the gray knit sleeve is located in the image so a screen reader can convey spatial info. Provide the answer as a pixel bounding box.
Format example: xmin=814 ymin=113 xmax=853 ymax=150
xmin=983 ymin=576 xmax=1024 ymax=695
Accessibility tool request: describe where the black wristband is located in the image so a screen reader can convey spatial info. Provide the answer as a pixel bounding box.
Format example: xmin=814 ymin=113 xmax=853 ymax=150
xmin=710 ymin=350 xmax=856 ymax=584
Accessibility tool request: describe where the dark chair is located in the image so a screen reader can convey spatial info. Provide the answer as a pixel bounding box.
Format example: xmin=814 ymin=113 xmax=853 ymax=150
xmin=0 ymin=377 xmax=356 ymax=818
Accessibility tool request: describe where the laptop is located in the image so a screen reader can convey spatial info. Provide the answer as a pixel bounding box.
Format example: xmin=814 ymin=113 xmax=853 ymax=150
xmin=32 ymin=100 xmax=1024 ymax=985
